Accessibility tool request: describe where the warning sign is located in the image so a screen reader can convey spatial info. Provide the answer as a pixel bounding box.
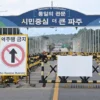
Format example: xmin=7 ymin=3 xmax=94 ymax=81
xmin=0 ymin=35 xmax=28 ymax=76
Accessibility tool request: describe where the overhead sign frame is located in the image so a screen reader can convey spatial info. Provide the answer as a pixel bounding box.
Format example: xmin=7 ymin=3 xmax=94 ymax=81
xmin=0 ymin=7 xmax=100 ymax=27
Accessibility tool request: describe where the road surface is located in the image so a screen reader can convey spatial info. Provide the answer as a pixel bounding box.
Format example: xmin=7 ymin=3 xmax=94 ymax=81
xmin=0 ymin=60 xmax=100 ymax=100
xmin=58 ymin=60 xmax=100 ymax=100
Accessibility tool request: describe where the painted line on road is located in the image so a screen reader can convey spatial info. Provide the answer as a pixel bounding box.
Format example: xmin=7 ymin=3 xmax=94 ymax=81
xmin=98 ymin=73 xmax=100 ymax=75
xmin=53 ymin=76 xmax=60 ymax=100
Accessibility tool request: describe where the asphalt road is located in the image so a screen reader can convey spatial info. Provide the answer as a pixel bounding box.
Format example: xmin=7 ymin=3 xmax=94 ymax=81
xmin=0 ymin=60 xmax=56 ymax=100
xmin=58 ymin=60 xmax=100 ymax=100
xmin=0 ymin=88 xmax=54 ymax=100
xmin=58 ymin=89 xmax=100 ymax=100
xmin=0 ymin=60 xmax=100 ymax=100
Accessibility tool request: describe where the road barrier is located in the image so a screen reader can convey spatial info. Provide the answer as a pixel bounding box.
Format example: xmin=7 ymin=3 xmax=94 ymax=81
xmin=0 ymin=55 xmax=41 ymax=87
xmin=1 ymin=52 xmax=100 ymax=88
xmin=39 ymin=80 xmax=100 ymax=83
xmin=39 ymin=62 xmax=100 ymax=87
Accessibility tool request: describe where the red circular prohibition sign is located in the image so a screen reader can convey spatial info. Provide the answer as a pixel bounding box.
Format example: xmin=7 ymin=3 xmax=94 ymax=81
xmin=2 ymin=44 xmax=25 ymax=67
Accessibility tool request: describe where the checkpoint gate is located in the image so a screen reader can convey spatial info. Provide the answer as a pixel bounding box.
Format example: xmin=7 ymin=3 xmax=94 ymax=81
xmin=1 ymin=7 xmax=100 ymax=88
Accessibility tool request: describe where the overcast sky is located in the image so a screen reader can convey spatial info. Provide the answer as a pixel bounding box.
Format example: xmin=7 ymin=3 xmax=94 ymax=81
xmin=0 ymin=0 xmax=100 ymax=36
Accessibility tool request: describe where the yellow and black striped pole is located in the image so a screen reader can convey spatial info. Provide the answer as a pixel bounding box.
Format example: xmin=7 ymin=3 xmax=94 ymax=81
xmin=41 ymin=62 xmax=46 ymax=87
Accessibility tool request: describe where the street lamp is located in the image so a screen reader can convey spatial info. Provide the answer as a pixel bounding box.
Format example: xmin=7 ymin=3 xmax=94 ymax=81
xmin=0 ymin=10 xmax=8 ymax=16
xmin=0 ymin=10 xmax=8 ymax=12
xmin=0 ymin=5 xmax=8 ymax=14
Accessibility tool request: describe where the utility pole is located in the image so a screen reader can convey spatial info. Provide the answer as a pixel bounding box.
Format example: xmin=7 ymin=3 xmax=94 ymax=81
xmin=51 ymin=1 xmax=53 ymax=8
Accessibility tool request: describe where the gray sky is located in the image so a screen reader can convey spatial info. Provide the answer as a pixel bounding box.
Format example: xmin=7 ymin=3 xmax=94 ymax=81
xmin=0 ymin=0 xmax=100 ymax=15
xmin=0 ymin=0 xmax=100 ymax=36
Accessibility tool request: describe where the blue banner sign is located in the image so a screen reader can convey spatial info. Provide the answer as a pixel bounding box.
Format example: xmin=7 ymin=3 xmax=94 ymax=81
xmin=0 ymin=7 xmax=100 ymax=27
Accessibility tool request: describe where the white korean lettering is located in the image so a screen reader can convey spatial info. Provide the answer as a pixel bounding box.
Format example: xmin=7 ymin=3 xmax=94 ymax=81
xmin=29 ymin=19 xmax=34 ymax=25
xmin=35 ymin=18 xmax=41 ymax=25
xmin=75 ymin=18 xmax=82 ymax=25
xmin=44 ymin=12 xmax=48 ymax=16
xmin=56 ymin=11 xmax=61 ymax=16
xmin=68 ymin=18 xmax=75 ymax=25
xmin=38 ymin=11 xmax=43 ymax=16
xmin=42 ymin=18 xmax=48 ymax=25
xmin=21 ymin=19 xmax=28 ymax=25
xmin=59 ymin=18 xmax=66 ymax=25
xmin=61 ymin=11 xmax=66 ymax=16
xmin=49 ymin=11 xmax=53 ymax=16
xmin=52 ymin=19 xmax=57 ymax=23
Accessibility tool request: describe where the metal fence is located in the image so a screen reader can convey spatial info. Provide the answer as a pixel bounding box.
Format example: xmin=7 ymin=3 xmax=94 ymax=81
xmin=73 ymin=28 xmax=100 ymax=52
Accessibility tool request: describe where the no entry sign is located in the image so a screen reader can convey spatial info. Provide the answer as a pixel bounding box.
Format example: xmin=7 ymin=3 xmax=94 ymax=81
xmin=2 ymin=44 xmax=25 ymax=67
xmin=0 ymin=35 xmax=28 ymax=76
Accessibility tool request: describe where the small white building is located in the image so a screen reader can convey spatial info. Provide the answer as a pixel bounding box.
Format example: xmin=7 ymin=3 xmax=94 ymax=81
xmin=60 ymin=48 xmax=68 ymax=52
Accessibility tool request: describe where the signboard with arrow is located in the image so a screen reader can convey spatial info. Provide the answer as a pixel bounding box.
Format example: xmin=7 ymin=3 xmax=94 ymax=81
xmin=0 ymin=35 xmax=28 ymax=76
xmin=9 ymin=49 xmax=17 ymax=63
